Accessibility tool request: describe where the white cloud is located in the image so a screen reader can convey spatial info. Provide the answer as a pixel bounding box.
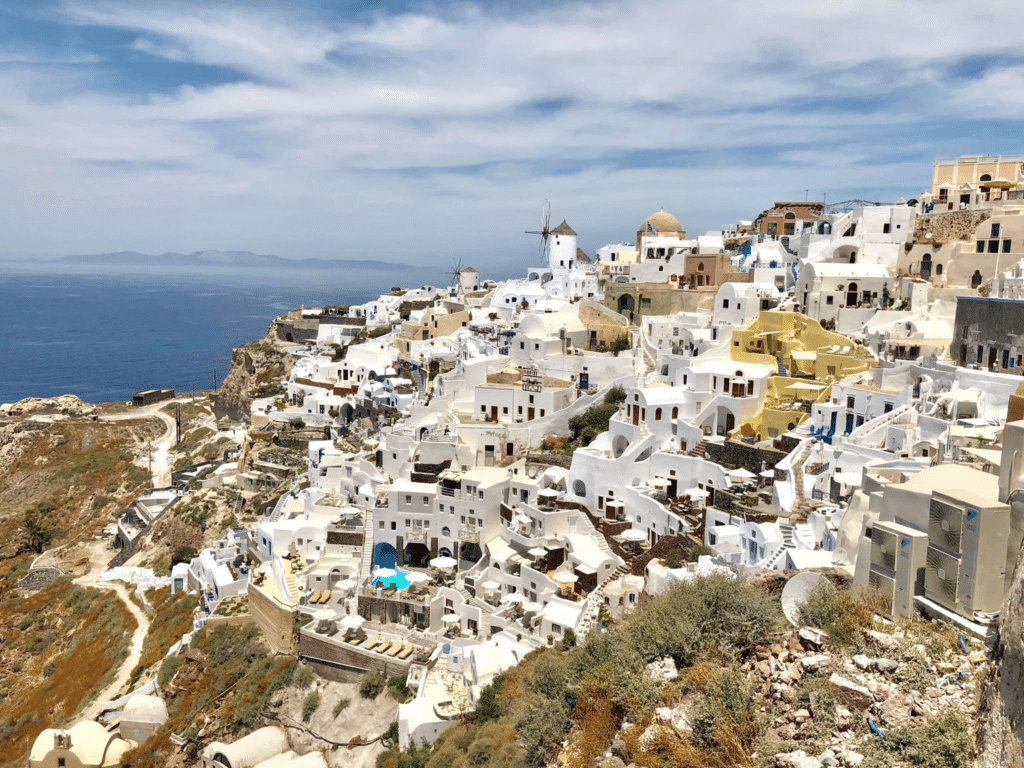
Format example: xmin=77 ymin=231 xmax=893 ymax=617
xmin=0 ymin=0 xmax=1022 ymax=261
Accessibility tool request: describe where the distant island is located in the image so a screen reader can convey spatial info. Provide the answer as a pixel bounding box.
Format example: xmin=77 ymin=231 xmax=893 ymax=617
xmin=0 ymin=249 xmax=424 ymax=274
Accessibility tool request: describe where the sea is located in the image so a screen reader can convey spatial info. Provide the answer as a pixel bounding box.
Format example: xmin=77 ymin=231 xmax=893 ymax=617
xmin=0 ymin=267 xmax=438 ymax=405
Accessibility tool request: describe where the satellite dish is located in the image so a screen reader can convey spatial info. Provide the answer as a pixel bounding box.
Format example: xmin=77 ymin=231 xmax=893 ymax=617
xmin=781 ymin=572 xmax=832 ymax=627
xmin=832 ymin=546 xmax=849 ymax=565
xmin=528 ymin=465 xmax=538 ymax=478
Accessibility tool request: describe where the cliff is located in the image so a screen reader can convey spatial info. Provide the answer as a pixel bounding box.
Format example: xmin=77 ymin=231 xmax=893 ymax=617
xmin=977 ymin=539 xmax=1024 ymax=768
xmin=212 ymin=321 xmax=294 ymax=421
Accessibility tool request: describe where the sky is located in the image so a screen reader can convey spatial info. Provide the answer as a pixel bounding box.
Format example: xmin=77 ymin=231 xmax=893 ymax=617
xmin=2 ymin=1 xmax=1024 ymax=272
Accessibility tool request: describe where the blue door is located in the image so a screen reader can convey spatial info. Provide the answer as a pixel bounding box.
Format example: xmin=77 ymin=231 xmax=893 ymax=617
xmin=845 ymin=413 xmax=855 ymax=434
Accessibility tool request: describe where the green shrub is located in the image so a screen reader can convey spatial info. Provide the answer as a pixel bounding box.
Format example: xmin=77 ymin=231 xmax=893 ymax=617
xmin=691 ymin=668 xmax=758 ymax=751
xmin=360 ymin=669 xmax=387 ymax=699
xmin=332 ymin=697 xmax=351 ymax=718
xmin=294 ymin=664 xmax=315 ymax=689
xmin=157 ymin=655 xmax=183 ymax=687
xmin=609 ymin=333 xmax=631 ymax=356
xmin=474 ymin=678 xmax=504 ymax=725
xmin=170 ymin=547 xmax=197 ymax=566
xmin=381 ymin=720 xmax=400 ymax=748
xmin=862 ymin=712 xmax=973 ymax=768
xmin=302 ymin=690 xmax=321 ymax=723
xmin=798 ymin=581 xmax=876 ymax=648
xmin=289 ymin=418 xmax=306 ymax=429
xmin=604 ymin=386 xmax=627 ymax=405
xmin=562 ymin=628 xmax=577 ymax=648
xmin=387 ymin=674 xmax=414 ymax=703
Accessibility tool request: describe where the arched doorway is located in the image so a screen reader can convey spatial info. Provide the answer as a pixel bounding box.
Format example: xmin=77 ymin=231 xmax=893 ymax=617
xmin=846 ymin=282 xmax=859 ymax=307
xmin=921 ymin=253 xmax=932 ymax=281
xmin=459 ymin=541 xmax=481 ymax=564
xmin=438 ymin=547 xmax=453 ymax=558
xmin=404 ymin=542 xmax=430 ymax=567
xmin=372 ymin=542 xmax=398 ymax=570
xmin=612 ymin=434 xmax=629 ymax=458
xmin=617 ymin=294 xmax=635 ymax=316
xmin=972 ymin=270 xmax=982 ymax=288
xmin=725 ymin=412 xmax=736 ymax=433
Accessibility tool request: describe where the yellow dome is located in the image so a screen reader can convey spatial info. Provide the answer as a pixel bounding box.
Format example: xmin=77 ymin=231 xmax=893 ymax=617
xmin=640 ymin=210 xmax=683 ymax=235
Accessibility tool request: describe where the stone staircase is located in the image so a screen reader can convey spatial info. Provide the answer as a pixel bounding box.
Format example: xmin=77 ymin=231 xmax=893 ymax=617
xmin=790 ymin=441 xmax=815 ymax=523
xmin=777 ymin=359 xmax=788 ymax=376
xmin=360 ymin=509 xmax=376 ymax=583
xmin=686 ymin=439 xmax=709 ymax=458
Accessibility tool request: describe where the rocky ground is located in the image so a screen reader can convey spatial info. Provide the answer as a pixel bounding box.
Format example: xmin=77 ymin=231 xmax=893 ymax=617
xmin=212 ymin=326 xmax=294 ymax=422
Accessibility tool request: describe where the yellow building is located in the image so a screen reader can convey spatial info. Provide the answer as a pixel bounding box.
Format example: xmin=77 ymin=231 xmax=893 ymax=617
xmin=729 ymin=311 xmax=874 ymax=441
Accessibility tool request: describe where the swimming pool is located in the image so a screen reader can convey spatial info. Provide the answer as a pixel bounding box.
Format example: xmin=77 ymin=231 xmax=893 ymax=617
xmin=373 ymin=569 xmax=411 ymax=590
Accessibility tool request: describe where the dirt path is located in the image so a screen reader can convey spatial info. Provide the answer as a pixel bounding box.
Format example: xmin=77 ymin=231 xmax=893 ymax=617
xmin=98 ymin=399 xmax=182 ymax=488
xmin=73 ymin=539 xmax=153 ymax=719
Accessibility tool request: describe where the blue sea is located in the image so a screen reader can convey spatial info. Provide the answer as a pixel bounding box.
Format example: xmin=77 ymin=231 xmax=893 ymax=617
xmin=0 ymin=268 xmax=433 ymax=404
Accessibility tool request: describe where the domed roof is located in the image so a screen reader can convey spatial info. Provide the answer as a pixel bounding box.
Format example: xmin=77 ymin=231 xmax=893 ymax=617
xmin=640 ymin=210 xmax=683 ymax=235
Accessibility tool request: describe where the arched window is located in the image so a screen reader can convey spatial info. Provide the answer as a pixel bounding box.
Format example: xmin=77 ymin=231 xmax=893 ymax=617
xmin=573 ymin=480 xmax=586 ymax=497
xmin=672 ymin=406 xmax=679 ymax=419
xmin=441 ymin=526 xmax=450 ymax=537
xmin=655 ymin=407 xmax=662 ymax=421
xmin=936 ymin=263 xmax=943 ymax=275
xmin=697 ymin=262 xmax=705 ymax=272
xmin=981 ymin=174 xmax=992 ymax=182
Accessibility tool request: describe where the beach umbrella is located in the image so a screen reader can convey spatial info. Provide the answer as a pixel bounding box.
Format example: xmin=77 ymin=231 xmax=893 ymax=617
xmin=522 ymin=601 xmax=543 ymax=613
xmin=405 ymin=572 xmax=430 ymax=584
xmin=502 ymin=593 xmax=526 ymax=604
xmin=430 ymin=556 xmax=458 ymax=569
xmin=728 ymin=468 xmax=757 ymax=480
xmin=341 ymin=614 xmax=366 ymax=630
xmin=373 ymin=567 xmax=397 ymax=579
xmin=552 ymin=571 xmax=578 ymax=584
xmin=619 ymin=529 xmax=647 ymax=543
xmin=528 ymin=547 xmax=547 ymax=558
xmin=480 ymin=580 xmax=501 ymax=590
xmin=442 ymin=613 xmax=461 ymax=624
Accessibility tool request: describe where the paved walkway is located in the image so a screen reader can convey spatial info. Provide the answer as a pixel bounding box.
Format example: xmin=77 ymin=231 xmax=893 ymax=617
xmin=98 ymin=400 xmax=183 ymax=488
xmin=73 ymin=539 xmax=153 ymax=719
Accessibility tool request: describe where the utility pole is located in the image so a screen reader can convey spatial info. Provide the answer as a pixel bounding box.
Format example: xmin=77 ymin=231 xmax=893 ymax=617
xmin=213 ymin=367 xmax=218 ymax=390
xmin=175 ymin=403 xmax=182 ymax=445
xmin=147 ymin=440 xmax=153 ymax=475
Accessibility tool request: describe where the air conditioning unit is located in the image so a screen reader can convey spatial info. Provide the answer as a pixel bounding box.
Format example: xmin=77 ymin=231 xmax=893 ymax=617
xmin=870 ymin=521 xmax=927 ymax=619
xmin=868 ymin=570 xmax=896 ymax=616
xmin=930 ymin=490 xmax=1010 ymax=617
xmin=925 ymin=546 xmax=961 ymax=612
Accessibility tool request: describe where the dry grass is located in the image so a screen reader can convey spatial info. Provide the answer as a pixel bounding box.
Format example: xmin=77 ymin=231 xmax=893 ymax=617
xmin=0 ymin=580 xmax=136 ymax=763
xmin=0 ymin=418 xmax=158 ymax=556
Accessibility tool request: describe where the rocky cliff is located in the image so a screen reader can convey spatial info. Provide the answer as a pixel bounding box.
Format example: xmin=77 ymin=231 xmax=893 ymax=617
xmin=212 ymin=321 xmax=294 ymax=421
xmin=976 ymin=540 xmax=1024 ymax=768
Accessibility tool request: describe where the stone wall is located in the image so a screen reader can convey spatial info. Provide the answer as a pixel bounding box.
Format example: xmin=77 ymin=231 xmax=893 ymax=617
xmin=298 ymin=630 xmax=412 ymax=683
xmin=248 ymin=582 xmax=295 ymax=654
xmin=706 ymin=441 xmax=788 ymax=474
xmin=913 ymin=210 xmax=991 ymax=245
xmin=273 ymin=317 xmax=319 ymax=343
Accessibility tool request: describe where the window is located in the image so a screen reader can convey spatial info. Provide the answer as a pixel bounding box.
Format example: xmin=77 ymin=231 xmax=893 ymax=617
xmin=378 ymin=521 xmax=385 ymax=530
xmin=502 ymin=406 xmax=508 ymax=414
xmin=847 ymin=396 xmax=855 ymax=409
xmin=883 ymin=223 xmax=891 ymax=234
xmin=655 ymin=407 xmax=662 ymax=420
xmin=722 ymin=299 xmax=729 ymax=309
xmin=529 ymin=394 xmax=534 ymax=404
xmin=641 ymin=298 xmax=651 ymax=308
xmin=1004 ymin=240 xmax=1013 ymax=253
xmin=884 ymin=402 xmax=893 ymax=414
xmin=391 ymin=521 xmax=397 ymax=530
xmin=405 ymin=495 xmax=412 ymax=505
xmin=826 ymin=295 xmax=834 ymax=305
xmin=989 ymin=240 xmax=1000 ymax=254
xmin=423 ymin=496 xmax=430 ymax=506
xmin=520 ymin=342 xmax=525 ymax=349
xmin=977 ymin=240 xmax=986 ymax=253
xmin=992 ymin=223 xmax=1001 ymax=238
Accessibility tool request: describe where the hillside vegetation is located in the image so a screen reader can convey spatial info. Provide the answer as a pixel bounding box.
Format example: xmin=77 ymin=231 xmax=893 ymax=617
xmin=0 ymin=574 xmax=136 ymax=764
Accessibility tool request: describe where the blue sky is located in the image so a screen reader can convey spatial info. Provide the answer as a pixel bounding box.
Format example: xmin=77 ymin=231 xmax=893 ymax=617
xmin=2 ymin=1 xmax=1024 ymax=270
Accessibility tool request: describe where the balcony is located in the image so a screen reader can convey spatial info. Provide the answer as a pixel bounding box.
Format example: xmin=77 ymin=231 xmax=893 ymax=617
xmin=404 ymin=528 xmax=428 ymax=544
xmin=458 ymin=526 xmax=481 ymax=543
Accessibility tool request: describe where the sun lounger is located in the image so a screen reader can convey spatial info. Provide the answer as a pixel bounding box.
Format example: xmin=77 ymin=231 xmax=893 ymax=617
xmin=358 ymin=632 xmax=377 ymax=648
xmin=376 ymin=638 xmax=392 ymax=654
xmin=387 ymin=640 xmax=404 ymax=657
xmin=308 ymin=590 xmax=321 ymax=604
xmin=347 ymin=629 xmax=366 ymax=645
xmin=397 ymin=643 xmax=414 ymax=660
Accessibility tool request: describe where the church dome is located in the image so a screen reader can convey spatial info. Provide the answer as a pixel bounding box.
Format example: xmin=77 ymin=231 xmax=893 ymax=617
xmin=640 ymin=210 xmax=683 ymax=235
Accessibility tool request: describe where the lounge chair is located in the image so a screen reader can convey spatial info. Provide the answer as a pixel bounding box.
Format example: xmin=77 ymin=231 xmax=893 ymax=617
xmin=347 ymin=629 xmax=367 ymax=645
xmin=376 ymin=638 xmax=392 ymax=654
xmin=387 ymin=640 xmax=404 ymax=657
xmin=319 ymin=590 xmax=332 ymax=604
xmin=308 ymin=590 xmax=321 ymax=604
xmin=363 ymin=633 xmax=382 ymax=650
xmin=397 ymin=643 xmax=414 ymax=660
